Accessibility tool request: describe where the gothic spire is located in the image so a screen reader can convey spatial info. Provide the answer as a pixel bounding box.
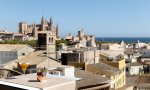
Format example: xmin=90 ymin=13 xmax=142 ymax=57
xmin=41 ymin=16 xmax=46 ymax=30
xmin=33 ymin=22 xmax=37 ymax=37
xmin=50 ymin=16 xmax=53 ymax=30
xmin=56 ymin=24 xmax=59 ymax=38
xmin=33 ymin=22 xmax=36 ymax=28
xmin=41 ymin=16 xmax=45 ymax=24
xmin=56 ymin=24 xmax=59 ymax=31
xmin=50 ymin=16 xmax=53 ymax=25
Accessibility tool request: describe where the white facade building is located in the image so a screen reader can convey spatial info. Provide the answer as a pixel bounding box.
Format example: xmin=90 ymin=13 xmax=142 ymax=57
xmin=65 ymin=30 xmax=96 ymax=48
xmin=126 ymin=62 xmax=143 ymax=76
xmin=100 ymin=43 xmax=124 ymax=50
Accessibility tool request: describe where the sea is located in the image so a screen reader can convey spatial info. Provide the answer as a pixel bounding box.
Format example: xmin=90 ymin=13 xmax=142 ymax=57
xmin=95 ymin=37 xmax=150 ymax=43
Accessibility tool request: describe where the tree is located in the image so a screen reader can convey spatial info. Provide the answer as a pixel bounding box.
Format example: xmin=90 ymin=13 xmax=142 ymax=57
xmin=0 ymin=40 xmax=37 ymax=47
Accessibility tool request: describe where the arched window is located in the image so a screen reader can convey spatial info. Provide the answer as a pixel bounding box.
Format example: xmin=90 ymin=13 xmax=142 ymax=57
xmin=49 ymin=37 xmax=54 ymax=43
xmin=49 ymin=37 xmax=51 ymax=43
xmin=52 ymin=37 xmax=53 ymax=43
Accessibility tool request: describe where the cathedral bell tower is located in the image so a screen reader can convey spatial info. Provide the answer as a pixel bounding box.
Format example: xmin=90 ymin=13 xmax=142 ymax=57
xmin=46 ymin=31 xmax=56 ymax=59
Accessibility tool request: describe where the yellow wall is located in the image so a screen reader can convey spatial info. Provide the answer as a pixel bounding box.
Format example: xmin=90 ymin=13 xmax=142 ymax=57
xmin=102 ymin=59 xmax=125 ymax=70
xmin=100 ymin=54 xmax=126 ymax=70
xmin=113 ymin=71 xmax=126 ymax=89
xmin=68 ymin=54 xmax=126 ymax=90
xmin=86 ymin=64 xmax=126 ymax=89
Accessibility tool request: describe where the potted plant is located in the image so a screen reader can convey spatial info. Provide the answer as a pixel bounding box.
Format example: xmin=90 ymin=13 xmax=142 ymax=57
xmin=37 ymin=67 xmax=47 ymax=82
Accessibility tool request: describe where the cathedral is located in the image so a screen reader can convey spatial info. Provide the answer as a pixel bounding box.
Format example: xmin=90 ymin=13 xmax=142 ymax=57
xmin=19 ymin=16 xmax=60 ymax=39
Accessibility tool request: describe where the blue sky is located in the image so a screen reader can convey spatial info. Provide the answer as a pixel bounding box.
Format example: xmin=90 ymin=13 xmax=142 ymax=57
xmin=0 ymin=0 xmax=150 ymax=37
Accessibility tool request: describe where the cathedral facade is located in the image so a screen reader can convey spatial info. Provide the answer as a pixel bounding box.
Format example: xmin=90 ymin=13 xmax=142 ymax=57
xmin=19 ymin=16 xmax=60 ymax=39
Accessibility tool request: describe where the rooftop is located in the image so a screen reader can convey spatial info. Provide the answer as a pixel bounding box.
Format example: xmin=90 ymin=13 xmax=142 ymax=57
xmin=17 ymin=51 xmax=60 ymax=66
xmin=101 ymin=43 xmax=117 ymax=45
xmin=0 ymin=73 xmax=75 ymax=90
xmin=75 ymin=70 xmax=111 ymax=89
xmin=14 ymin=33 xmax=24 ymax=36
xmin=141 ymin=52 xmax=150 ymax=58
xmin=0 ymin=44 xmax=31 ymax=51
xmin=91 ymin=63 xmax=120 ymax=75
xmin=127 ymin=62 xmax=143 ymax=67
xmin=67 ymin=47 xmax=99 ymax=51
xmin=0 ymin=69 xmax=111 ymax=90
xmin=134 ymin=74 xmax=150 ymax=88
xmin=100 ymin=52 xmax=124 ymax=61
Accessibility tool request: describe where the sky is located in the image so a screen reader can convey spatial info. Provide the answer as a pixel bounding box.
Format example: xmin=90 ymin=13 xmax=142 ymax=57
xmin=0 ymin=0 xmax=150 ymax=37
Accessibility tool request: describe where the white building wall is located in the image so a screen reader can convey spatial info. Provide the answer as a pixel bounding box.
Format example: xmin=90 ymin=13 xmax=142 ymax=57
xmin=72 ymin=36 xmax=79 ymax=41
xmin=100 ymin=50 xmax=124 ymax=57
xmin=101 ymin=43 xmax=124 ymax=50
xmin=84 ymin=51 xmax=94 ymax=63
xmin=130 ymin=66 xmax=143 ymax=75
xmin=110 ymin=44 xmax=124 ymax=50
xmin=94 ymin=50 xmax=100 ymax=63
xmin=58 ymin=67 xmax=74 ymax=77
xmin=80 ymin=50 xmax=100 ymax=64
xmin=49 ymin=66 xmax=75 ymax=77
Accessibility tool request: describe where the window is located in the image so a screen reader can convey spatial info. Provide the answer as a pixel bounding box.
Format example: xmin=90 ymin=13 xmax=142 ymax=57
xmin=52 ymin=37 xmax=53 ymax=43
xmin=50 ymin=72 xmax=54 ymax=74
xmin=49 ymin=37 xmax=51 ymax=43
xmin=73 ymin=59 xmax=76 ymax=61
xmin=22 ymin=53 xmax=25 ymax=56
xmin=49 ymin=37 xmax=54 ymax=43
xmin=114 ymin=84 xmax=115 ymax=89
xmin=126 ymin=67 xmax=129 ymax=72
